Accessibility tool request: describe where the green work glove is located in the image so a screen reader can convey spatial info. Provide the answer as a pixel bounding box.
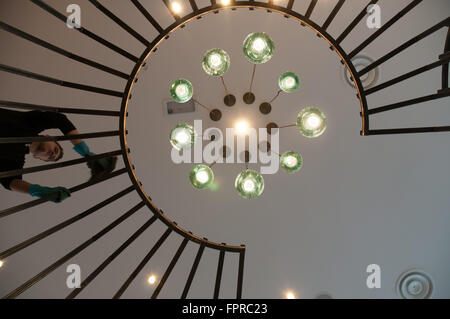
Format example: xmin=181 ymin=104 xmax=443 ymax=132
xmin=29 ymin=184 xmax=71 ymax=203
xmin=74 ymin=141 xmax=117 ymax=178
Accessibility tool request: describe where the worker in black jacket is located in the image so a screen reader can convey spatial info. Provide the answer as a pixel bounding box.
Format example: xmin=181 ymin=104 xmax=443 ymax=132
xmin=0 ymin=108 xmax=117 ymax=203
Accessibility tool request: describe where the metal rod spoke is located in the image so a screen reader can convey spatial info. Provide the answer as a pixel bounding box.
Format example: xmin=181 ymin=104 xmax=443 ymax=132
xmin=88 ymin=0 xmax=151 ymax=47
xmin=359 ymin=17 xmax=450 ymax=76
xmin=322 ymin=0 xmax=345 ymax=31
xmin=220 ymin=76 xmax=230 ymax=95
xmin=336 ymin=0 xmax=379 ymax=44
xmin=113 ymin=228 xmax=173 ymax=299
xmin=3 ymin=201 xmax=145 ymax=299
xmin=0 ymin=100 xmax=120 ymax=117
xmin=213 ymin=249 xmax=225 ymax=299
xmin=151 ymin=237 xmax=190 ymax=299
xmin=0 ymin=131 xmax=119 ymax=144
xmin=130 ymin=0 xmax=164 ymax=33
xmin=189 ymin=0 xmax=199 ymax=11
xmin=305 ymin=0 xmax=318 ymax=19
xmin=349 ymin=0 xmax=423 ymax=59
xmin=0 ymin=168 xmax=127 ymax=220
xmin=30 ymin=0 xmax=139 ymax=62
xmin=181 ymin=243 xmax=205 ymax=299
xmin=367 ymin=126 xmax=450 ymax=135
xmin=0 ymin=186 xmax=135 ymax=259
xmin=0 ymin=64 xmax=124 ymax=97
xmin=193 ymin=98 xmax=212 ymax=112
xmin=287 ymin=0 xmax=294 ymax=10
xmin=67 ymin=215 xmax=158 ymax=299
xmin=249 ymin=64 xmax=256 ymax=92
xmin=0 ymin=150 xmax=122 ymax=179
xmin=0 ymin=21 xmax=129 ymax=79
xmin=442 ymin=28 xmax=450 ymax=90
xmin=270 ymin=90 xmax=282 ymax=104
xmin=368 ymin=91 xmax=450 ymax=115
xmin=365 ymin=57 xmax=450 ymax=95
xmin=236 ymin=248 xmax=246 ymax=299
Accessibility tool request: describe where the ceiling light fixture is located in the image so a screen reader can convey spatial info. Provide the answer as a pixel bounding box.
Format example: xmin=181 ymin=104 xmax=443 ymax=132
xmin=297 ymin=107 xmax=327 ymax=138
xmin=235 ymin=169 xmax=264 ymax=199
xmin=189 ymin=165 xmax=215 ymax=189
xmin=170 ymin=78 xmax=222 ymax=121
xmin=235 ymin=120 xmax=250 ymax=135
xmin=170 ymin=1 xmax=182 ymax=14
xmin=243 ymin=32 xmax=275 ymax=104
xmin=280 ymin=151 xmax=303 ymax=174
xmin=259 ymin=71 xmax=301 ymax=114
xmin=170 ymin=123 xmax=196 ymax=150
xmin=202 ymin=48 xmax=236 ymax=107
xmin=147 ymin=275 xmax=157 ymax=285
xmin=169 ymin=33 xmax=326 ymax=199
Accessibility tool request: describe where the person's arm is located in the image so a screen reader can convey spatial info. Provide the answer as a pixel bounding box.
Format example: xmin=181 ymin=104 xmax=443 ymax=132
xmin=9 ymin=179 xmax=31 ymax=194
xmin=67 ymin=129 xmax=83 ymax=147
xmin=9 ymin=179 xmax=71 ymax=203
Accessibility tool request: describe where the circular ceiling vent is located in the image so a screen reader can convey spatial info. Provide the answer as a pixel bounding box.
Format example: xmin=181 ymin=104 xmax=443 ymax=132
xmin=342 ymin=55 xmax=379 ymax=89
xmin=396 ymin=269 xmax=434 ymax=299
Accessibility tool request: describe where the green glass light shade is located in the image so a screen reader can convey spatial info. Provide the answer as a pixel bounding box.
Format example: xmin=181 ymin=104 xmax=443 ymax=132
xmin=243 ymin=32 xmax=275 ymax=64
xmin=279 ymin=72 xmax=300 ymax=93
xmin=280 ymin=151 xmax=303 ymax=174
xmin=189 ymin=165 xmax=214 ymax=189
xmin=170 ymin=79 xmax=193 ymax=103
xmin=296 ymin=107 xmax=327 ymax=138
xmin=170 ymin=123 xmax=196 ymax=150
xmin=202 ymin=48 xmax=230 ymax=76
xmin=235 ymin=170 xmax=265 ymax=199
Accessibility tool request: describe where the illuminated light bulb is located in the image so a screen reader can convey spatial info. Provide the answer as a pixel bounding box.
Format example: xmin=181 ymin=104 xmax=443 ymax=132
xmin=280 ymin=151 xmax=303 ymax=174
xmin=235 ymin=170 xmax=264 ymax=199
xmin=175 ymin=84 xmax=188 ymax=98
xmin=196 ymin=170 xmax=210 ymax=184
xmin=243 ymin=179 xmax=256 ymax=192
xmin=175 ymin=131 xmax=189 ymax=144
xmin=221 ymin=0 xmax=231 ymax=5
xmin=252 ymin=38 xmax=266 ymax=52
xmin=279 ymin=72 xmax=300 ymax=93
xmin=306 ymin=114 xmax=321 ymax=129
xmin=170 ymin=123 xmax=196 ymax=150
xmin=209 ymin=54 xmax=222 ymax=67
xmin=170 ymin=79 xmax=193 ymax=103
xmin=202 ymin=49 xmax=231 ymax=76
xmin=284 ymin=77 xmax=295 ymax=88
xmin=148 ymin=275 xmax=157 ymax=285
xmin=284 ymin=156 xmax=298 ymax=168
xmin=286 ymin=292 xmax=296 ymax=299
xmin=171 ymin=2 xmax=182 ymax=14
xmin=297 ymin=107 xmax=327 ymax=138
xmin=0 ymin=260 xmax=4 ymax=268
xmin=243 ymin=32 xmax=275 ymax=64
xmin=235 ymin=121 xmax=249 ymax=135
xmin=189 ymin=165 xmax=214 ymax=189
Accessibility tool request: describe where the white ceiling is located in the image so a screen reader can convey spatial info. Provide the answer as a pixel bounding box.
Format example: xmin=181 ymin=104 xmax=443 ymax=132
xmin=0 ymin=0 xmax=449 ymax=299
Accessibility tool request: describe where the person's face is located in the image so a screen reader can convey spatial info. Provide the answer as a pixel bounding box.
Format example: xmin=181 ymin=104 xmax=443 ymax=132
xmin=32 ymin=141 xmax=62 ymax=162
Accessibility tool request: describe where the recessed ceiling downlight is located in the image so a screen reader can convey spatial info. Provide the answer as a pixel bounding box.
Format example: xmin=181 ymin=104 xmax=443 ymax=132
xmin=343 ymin=55 xmax=379 ymax=89
xmin=396 ymin=269 xmax=433 ymax=299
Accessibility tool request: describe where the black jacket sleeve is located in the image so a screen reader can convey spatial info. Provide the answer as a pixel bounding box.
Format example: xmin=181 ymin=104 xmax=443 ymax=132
xmin=0 ymin=158 xmax=24 ymax=190
xmin=27 ymin=111 xmax=77 ymax=135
